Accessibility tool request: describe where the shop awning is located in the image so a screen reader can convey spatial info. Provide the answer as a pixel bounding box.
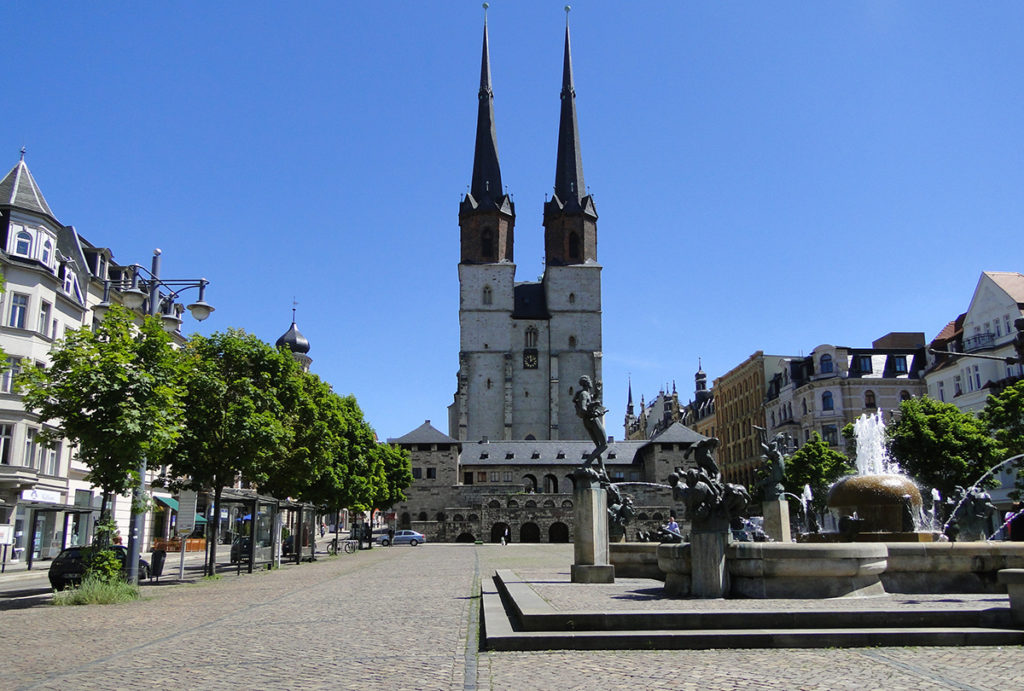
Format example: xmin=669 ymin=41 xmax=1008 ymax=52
xmin=154 ymin=495 xmax=179 ymax=511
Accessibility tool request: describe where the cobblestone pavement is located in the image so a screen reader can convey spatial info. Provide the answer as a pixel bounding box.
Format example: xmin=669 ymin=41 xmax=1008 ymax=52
xmin=2 ymin=543 xmax=1024 ymax=690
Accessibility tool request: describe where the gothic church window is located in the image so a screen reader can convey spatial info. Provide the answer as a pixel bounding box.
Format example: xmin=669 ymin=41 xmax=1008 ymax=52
xmin=568 ymin=336 xmax=576 ymax=348
xmin=568 ymin=231 xmax=580 ymax=261
xmin=525 ymin=326 xmax=538 ymax=348
xmin=569 ymin=293 xmax=576 ymax=304
xmin=482 ymin=285 xmax=492 ymax=305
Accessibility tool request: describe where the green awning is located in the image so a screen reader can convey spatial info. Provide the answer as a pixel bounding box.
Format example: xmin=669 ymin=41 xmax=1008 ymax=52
xmin=154 ymin=495 xmax=179 ymax=511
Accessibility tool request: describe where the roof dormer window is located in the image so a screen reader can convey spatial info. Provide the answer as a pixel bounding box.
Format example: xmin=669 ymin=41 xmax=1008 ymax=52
xmin=14 ymin=230 xmax=31 ymax=256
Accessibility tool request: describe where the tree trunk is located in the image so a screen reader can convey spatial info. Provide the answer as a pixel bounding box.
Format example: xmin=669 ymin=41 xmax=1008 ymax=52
xmin=208 ymin=484 xmax=223 ymax=576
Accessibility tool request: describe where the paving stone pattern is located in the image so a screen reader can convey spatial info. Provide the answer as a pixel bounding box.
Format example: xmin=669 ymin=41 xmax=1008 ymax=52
xmin=2 ymin=543 xmax=1023 ymax=690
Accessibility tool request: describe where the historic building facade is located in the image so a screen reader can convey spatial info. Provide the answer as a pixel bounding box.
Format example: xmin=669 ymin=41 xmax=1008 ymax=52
xmin=0 ymin=154 xmax=208 ymax=564
xmin=392 ymin=20 xmax=711 ymax=543
xmin=763 ymin=333 xmax=927 ymax=457
xmin=447 ymin=19 xmax=601 ymax=444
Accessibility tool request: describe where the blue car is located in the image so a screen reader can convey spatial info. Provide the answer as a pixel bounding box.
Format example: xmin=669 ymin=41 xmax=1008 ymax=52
xmin=379 ymin=530 xmax=425 ymax=547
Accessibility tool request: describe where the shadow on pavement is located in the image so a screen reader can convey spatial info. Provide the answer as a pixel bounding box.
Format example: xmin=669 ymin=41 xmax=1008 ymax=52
xmin=0 ymin=587 xmax=54 ymax=611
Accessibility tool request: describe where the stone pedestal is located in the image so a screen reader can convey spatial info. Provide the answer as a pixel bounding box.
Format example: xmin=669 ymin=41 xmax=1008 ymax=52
xmin=572 ymin=485 xmax=615 ymax=584
xmin=690 ymin=531 xmax=729 ymax=598
xmin=763 ymin=499 xmax=792 ymax=543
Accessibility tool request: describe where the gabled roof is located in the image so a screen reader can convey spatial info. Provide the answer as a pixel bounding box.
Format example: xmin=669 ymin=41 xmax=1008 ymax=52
xmin=388 ymin=420 xmax=460 ymax=446
xmin=649 ymin=422 xmax=707 ymax=445
xmin=0 ymin=157 xmax=56 ymax=220
xmin=985 ymin=271 xmax=1024 ymax=304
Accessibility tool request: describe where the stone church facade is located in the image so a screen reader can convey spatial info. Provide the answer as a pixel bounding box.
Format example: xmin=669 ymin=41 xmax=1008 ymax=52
xmin=389 ymin=19 xmax=707 ymax=544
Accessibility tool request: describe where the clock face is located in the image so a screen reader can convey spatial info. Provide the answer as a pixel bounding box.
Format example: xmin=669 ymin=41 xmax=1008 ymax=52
xmin=523 ymin=350 xmax=538 ymax=369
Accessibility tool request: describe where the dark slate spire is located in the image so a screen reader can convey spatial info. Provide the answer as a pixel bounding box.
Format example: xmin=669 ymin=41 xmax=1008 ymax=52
xmin=276 ymin=320 xmax=310 ymax=354
xmin=469 ymin=15 xmax=503 ymax=207
xmin=0 ymin=153 xmax=57 ymax=220
xmin=552 ymin=19 xmax=586 ymax=208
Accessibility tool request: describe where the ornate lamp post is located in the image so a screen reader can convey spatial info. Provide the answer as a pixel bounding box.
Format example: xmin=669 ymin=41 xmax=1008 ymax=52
xmin=93 ymin=249 xmax=214 ymax=583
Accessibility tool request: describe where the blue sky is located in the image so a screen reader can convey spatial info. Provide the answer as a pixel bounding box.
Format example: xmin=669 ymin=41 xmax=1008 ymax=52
xmin=4 ymin=2 xmax=1023 ymax=440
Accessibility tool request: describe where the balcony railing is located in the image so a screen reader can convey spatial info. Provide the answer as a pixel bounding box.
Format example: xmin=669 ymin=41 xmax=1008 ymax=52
xmin=963 ymin=332 xmax=996 ymax=353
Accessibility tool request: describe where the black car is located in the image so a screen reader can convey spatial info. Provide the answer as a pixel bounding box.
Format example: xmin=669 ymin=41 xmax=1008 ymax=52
xmin=48 ymin=545 xmax=151 ymax=590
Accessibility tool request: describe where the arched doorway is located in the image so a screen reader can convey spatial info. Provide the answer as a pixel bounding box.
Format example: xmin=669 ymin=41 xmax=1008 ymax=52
xmin=520 ymin=522 xmax=541 ymax=543
xmin=455 ymin=532 xmax=475 ymax=543
xmin=490 ymin=523 xmax=510 ymax=544
xmin=549 ymin=522 xmax=569 ymax=543
xmin=522 ymin=474 xmax=538 ymax=492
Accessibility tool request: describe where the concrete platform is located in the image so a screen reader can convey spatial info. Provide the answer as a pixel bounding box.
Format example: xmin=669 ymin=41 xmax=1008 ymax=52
xmin=482 ymin=567 xmax=1024 ymax=651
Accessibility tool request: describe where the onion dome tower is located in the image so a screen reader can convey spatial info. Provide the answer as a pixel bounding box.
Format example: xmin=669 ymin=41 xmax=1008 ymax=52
xmin=276 ymin=305 xmax=312 ymax=371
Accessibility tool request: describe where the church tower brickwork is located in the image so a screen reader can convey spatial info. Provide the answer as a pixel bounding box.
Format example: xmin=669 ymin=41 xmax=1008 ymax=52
xmin=450 ymin=16 xmax=602 ymax=444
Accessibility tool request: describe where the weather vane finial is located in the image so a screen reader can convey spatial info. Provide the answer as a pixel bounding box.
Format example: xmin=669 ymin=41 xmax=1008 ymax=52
xmin=292 ymin=297 xmax=298 ymax=323
xmin=19 ymin=146 xmax=26 ymax=161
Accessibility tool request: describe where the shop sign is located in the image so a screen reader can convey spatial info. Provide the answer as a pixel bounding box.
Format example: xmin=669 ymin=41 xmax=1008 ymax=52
xmin=21 ymin=488 xmax=61 ymax=504
xmin=0 ymin=525 xmax=12 ymax=545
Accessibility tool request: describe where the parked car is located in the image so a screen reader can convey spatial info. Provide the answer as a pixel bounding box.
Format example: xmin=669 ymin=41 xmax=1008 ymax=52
xmin=48 ymin=545 xmax=151 ymax=590
xmin=379 ymin=530 xmax=425 ymax=547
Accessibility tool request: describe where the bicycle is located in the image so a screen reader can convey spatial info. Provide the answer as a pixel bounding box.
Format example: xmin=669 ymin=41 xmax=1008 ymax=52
xmin=325 ymin=537 xmax=357 ymax=555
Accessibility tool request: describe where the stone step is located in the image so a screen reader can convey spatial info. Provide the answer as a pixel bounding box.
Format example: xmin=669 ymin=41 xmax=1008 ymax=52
xmin=482 ymin=593 xmax=1024 ymax=651
xmin=492 ymin=570 xmax=1013 ymax=632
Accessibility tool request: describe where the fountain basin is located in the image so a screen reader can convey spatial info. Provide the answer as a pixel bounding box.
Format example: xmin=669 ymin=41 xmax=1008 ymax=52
xmin=883 ymin=543 xmax=1024 ymax=594
xmin=653 ymin=542 xmax=887 ymax=598
xmin=828 ymin=474 xmax=922 ymax=533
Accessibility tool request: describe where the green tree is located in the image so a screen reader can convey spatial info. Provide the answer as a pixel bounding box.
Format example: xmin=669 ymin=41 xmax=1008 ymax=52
xmin=165 ymin=329 xmax=301 ymax=572
xmin=367 ymin=442 xmax=413 ymax=521
xmin=886 ymin=395 xmax=1003 ymax=497
xmin=19 ymin=305 xmax=185 ymax=521
xmin=981 ymin=379 xmax=1024 ymax=497
xmin=783 ymin=432 xmax=854 ymax=514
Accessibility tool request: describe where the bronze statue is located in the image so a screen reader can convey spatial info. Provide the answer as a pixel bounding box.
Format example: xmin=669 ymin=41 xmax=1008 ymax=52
xmin=756 ymin=428 xmax=788 ymax=501
xmin=573 ymin=375 xmax=609 ymax=479
xmin=683 ymin=437 xmax=721 ymax=480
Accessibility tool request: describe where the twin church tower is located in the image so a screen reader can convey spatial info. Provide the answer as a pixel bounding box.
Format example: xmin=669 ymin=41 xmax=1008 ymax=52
xmin=448 ymin=16 xmax=603 ymax=443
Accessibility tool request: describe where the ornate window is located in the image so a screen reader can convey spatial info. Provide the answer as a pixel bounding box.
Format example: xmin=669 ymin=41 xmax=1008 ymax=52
xmin=819 ymin=354 xmax=833 ymax=374
xmin=822 ymin=391 xmax=834 ymax=411
xmin=14 ymin=230 xmax=31 ymax=256
xmin=864 ymin=390 xmax=876 ymax=408
xmin=524 ymin=326 xmax=538 ymax=348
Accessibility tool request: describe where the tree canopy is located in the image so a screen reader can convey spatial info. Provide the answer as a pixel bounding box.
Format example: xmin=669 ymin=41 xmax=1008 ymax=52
xmin=982 ymin=379 xmax=1024 ymax=497
xmin=19 ymin=305 xmax=186 ymax=513
xmin=886 ymin=395 xmax=1003 ymax=497
xmin=782 ymin=432 xmax=853 ymax=514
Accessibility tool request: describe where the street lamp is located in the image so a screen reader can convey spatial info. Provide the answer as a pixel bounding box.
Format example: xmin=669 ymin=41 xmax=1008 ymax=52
xmin=93 ymin=249 xmax=215 ymax=583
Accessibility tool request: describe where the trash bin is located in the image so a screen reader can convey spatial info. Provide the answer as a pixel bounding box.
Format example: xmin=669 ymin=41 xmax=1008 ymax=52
xmin=150 ymin=548 xmax=167 ymax=581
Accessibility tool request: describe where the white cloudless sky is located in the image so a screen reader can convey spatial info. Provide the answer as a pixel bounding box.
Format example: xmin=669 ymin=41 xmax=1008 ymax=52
xmin=4 ymin=2 xmax=1023 ymax=439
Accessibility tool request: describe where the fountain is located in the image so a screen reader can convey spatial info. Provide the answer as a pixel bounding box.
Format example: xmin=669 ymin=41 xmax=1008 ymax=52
xmin=825 ymin=411 xmax=926 ymax=539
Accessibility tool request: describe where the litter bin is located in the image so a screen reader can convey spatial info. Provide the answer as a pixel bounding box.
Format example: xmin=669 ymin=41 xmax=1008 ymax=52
xmin=150 ymin=548 xmax=167 ymax=581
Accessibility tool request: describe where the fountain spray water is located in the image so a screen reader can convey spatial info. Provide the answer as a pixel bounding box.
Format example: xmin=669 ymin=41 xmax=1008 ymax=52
xmin=852 ymin=411 xmax=902 ymax=476
xmin=941 ymin=452 xmax=1024 ymax=537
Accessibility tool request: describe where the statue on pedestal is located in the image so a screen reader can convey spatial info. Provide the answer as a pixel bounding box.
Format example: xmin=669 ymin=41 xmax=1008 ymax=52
xmin=756 ymin=428 xmax=789 ymax=501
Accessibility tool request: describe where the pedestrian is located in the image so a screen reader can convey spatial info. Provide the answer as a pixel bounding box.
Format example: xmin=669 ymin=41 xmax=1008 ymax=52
xmin=665 ymin=515 xmax=679 ymax=535
xmin=502 ymin=527 xmax=510 ymax=546
xmin=387 ymin=528 xmax=394 ymax=547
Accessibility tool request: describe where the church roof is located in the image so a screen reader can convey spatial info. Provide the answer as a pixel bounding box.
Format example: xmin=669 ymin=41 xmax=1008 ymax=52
xmin=0 ymin=156 xmax=56 ymax=220
xmin=275 ymin=321 xmax=310 ymax=354
xmin=388 ymin=420 xmax=460 ymax=446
